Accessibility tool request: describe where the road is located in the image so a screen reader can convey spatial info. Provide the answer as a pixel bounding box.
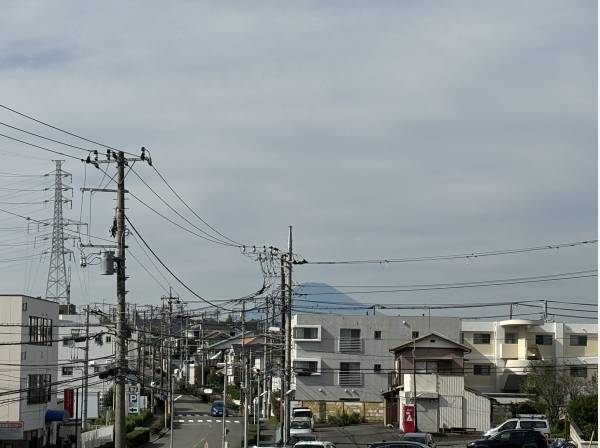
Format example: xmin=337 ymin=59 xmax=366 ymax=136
xmin=145 ymin=394 xmax=244 ymax=448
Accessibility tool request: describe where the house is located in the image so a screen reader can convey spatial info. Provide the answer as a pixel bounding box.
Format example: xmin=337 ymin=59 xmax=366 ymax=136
xmin=291 ymin=314 xmax=461 ymax=423
xmin=461 ymin=319 xmax=598 ymax=395
xmin=0 ymin=295 xmax=64 ymax=448
xmin=57 ymin=307 xmax=116 ymax=421
xmin=385 ymin=332 xmax=492 ymax=432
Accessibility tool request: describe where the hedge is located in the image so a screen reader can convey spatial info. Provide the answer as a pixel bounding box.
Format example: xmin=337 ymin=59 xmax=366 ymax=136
xmin=126 ymin=428 xmax=150 ymax=447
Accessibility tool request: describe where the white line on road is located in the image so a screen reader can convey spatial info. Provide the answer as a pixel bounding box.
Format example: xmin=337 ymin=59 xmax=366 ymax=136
xmin=177 ymin=419 xmax=185 ymax=423
xmin=206 ymin=419 xmax=212 ymax=423
xmin=197 ymin=420 xmax=203 ymax=423
xmin=175 ymin=395 xmax=183 ymax=401
xmin=188 ymin=419 xmax=194 ymax=423
xmin=234 ymin=420 xmax=240 ymax=423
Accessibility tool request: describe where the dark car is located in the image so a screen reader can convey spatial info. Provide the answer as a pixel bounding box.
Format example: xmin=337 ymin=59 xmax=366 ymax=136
xmin=210 ymin=400 xmax=228 ymax=417
xmin=401 ymin=433 xmax=436 ymax=448
xmin=467 ymin=430 xmax=548 ymax=448
xmin=368 ymin=441 xmax=429 ymax=448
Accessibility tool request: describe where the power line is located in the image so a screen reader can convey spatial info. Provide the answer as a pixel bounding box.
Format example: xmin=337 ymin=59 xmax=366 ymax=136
xmin=0 ymin=132 xmax=82 ymax=160
xmin=303 ymin=239 xmax=598 ymax=265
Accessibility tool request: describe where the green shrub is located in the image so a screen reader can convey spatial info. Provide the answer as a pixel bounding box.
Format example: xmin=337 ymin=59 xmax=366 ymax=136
xmin=125 ymin=411 xmax=151 ymax=433
xmin=568 ymin=394 xmax=598 ymax=441
xmin=126 ymin=428 xmax=149 ymax=447
xmin=327 ymin=411 xmax=362 ymax=426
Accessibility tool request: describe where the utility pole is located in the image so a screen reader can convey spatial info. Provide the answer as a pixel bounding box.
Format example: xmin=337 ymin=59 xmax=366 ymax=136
xmin=222 ymin=352 xmax=229 ymax=448
xmin=242 ymin=300 xmax=248 ymax=448
xmin=200 ymin=313 xmax=205 ymax=386
xmin=114 ymin=151 xmax=127 ymax=448
xmin=141 ymin=309 xmax=146 ymax=393
xmin=509 ymin=303 xmax=513 ymax=319
xmin=279 ymin=260 xmax=286 ymax=437
xmin=283 ymin=226 xmax=293 ymax=445
xmin=82 ymin=305 xmax=90 ymax=429
xmin=150 ymin=306 xmax=155 ymax=413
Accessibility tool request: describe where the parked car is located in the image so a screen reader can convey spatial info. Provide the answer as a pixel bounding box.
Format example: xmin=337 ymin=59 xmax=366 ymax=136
xmin=290 ymin=417 xmax=313 ymax=435
xmin=288 ymin=435 xmax=318 ymax=446
xmin=294 ymin=442 xmax=336 ymax=448
xmin=292 ymin=407 xmax=315 ymax=430
xmin=210 ymin=400 xmax=228 ymax=417
xmin=400 ymin=433 xmax=436 ymax=448
xmin=368 ymin=442 xmax=429 ymax=448
xmin=484 ymin=418 xmax=550 ymax=438
xmin=468 ymin=430 xmax=549 ymax=448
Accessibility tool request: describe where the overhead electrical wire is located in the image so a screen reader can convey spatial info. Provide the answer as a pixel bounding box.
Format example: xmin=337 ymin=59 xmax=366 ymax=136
xmin=303 ymin=239 xmax=598 ymax=265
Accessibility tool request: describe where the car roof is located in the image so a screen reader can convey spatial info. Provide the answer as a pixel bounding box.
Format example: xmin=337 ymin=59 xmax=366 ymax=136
xmin=403 ymin=433 xmax=429 ymax=437
xmin=292 ymin=417 xmax=312 ymax=421
xmin=370 ymin=441 xmax=429 ymax=447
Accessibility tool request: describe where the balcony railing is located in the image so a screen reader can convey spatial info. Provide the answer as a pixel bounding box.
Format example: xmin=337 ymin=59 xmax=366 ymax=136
xmin=338 ymin=337 xmax=363 ymax=353
xmin=338 ymin=371 xmax=362 ymax=386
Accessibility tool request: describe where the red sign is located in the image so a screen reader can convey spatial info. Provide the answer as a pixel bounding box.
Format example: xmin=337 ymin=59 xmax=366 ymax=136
xmin=64 ymin=389 xmax=74 ymax=418
xmin=403 ymin=404 xmax=415 ymax=433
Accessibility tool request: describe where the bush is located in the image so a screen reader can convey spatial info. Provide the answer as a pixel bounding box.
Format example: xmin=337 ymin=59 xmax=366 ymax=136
xmin=150 ymin=418 xmax=166 ymax=435
xmin=568 ymin=394 xmax=598 ymax=441
xmin=126 ymin=428 xmax=149 ymax=447
xmin=327 ymin=411 xmax=362 ymax=426
xmin=125 ymin=411 xmax=152 ymax=433
xmin=509 ymin=400 xmax=546 ymax=417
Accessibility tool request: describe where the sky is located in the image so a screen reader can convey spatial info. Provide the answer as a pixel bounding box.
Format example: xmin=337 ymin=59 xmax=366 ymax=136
xmin=0 ymin=1 xmax=596 ymax=321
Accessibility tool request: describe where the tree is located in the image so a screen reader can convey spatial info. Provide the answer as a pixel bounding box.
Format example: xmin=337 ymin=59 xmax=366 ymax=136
xmin=568 ymin=394 xmax=598 ymax=441
xmin=521 ymin=363 xmax=596 ymax=427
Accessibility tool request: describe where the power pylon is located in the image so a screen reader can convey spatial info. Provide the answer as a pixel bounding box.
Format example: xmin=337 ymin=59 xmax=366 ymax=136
xmin=45 ymin=160 xmax=73 ymax=304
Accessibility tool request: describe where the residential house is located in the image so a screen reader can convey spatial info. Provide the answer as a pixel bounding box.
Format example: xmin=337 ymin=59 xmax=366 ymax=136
xmin=385 ymin=332 xmax=492 ymax=432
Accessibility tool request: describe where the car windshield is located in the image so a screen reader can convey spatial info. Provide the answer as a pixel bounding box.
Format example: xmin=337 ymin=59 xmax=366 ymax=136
xmin=294 ymin=410 xmax=312 ymax=418
xmin=403 ymin=436 xmax=426 ymax=443
xmin=291 ymin=421 xmax=311 ymax=429
xmin=212 ymin=401 xmax=224 ymax=408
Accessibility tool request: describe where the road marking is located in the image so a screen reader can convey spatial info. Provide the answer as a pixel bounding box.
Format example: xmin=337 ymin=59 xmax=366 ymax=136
xmin=197 ymin=419 xmax=203 ymax=423
xmin=234 ymin=420 xmax=240 ymax=423
xmin=206 ymin=419 xmax=212 ymax=423
xmin=188 ymin=419 xmax=194 ymax=423
xmin=175 ymin=394 xmax=183 ymax=401
xmin=177 ymin=419 xmax=185 ymax=423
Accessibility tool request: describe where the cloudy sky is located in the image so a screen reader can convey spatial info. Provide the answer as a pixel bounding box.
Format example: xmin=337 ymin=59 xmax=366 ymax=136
xmin=0 ymin=1 xmax=596 ymax=320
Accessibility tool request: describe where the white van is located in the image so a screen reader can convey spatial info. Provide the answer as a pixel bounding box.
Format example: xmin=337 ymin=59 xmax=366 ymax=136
xmin=292 ymin=407 xmax=315 ymax=430
xmin=484 ymin=417 xmax=550 ymax=438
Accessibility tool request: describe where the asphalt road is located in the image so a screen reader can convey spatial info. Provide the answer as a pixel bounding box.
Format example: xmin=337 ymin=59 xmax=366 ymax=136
xmin=146 ymin=395 xmax=244 ymax=448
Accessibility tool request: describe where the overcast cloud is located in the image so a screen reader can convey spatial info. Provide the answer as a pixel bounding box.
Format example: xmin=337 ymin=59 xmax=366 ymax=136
xmin=0 ymin=1 xmax=596 ymax=319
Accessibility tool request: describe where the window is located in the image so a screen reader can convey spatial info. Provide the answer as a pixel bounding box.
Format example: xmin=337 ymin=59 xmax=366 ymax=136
xmin=62 ymin=337 xmax=72 ymax=347
xmin=473 ymin=364 xmax=491 ymax=376
xmin=374 ymin=331 xmax=381 ymax=340
xmin=473 ymin=333 xmax=491 ymax=344
xmin=460 ymin=332 xmax=465 ymax=344
xmin=22 ymin=302 xmax=27 ymax=311
xmin=570 ymin=366 xmax=587 ymax=378
xmin=412 ymin=331 xmax=419 ymax=339
xmin=21 ymin=351 xmax=26 ymax=361
xmin=293 ymin=359 xmax=320 ymax=375
xmin=570 ymin=335 xmax=588 ymax=347
xmin=499 ymin=420 xmax=517 ymax=431
xmin=535 ymin=334 xmax=553 ymax=346
xmin=293 ymin=327 xmax=320 ymax=340
xmin=415 ymin=360 xmax=438 ymax=373
xmin=93 ymin=366 xmax=100 ymax=373
xmin=339 ymin=362 xmax=362 ymax=386
xmin=61 ymin=367 xmax=73 ymax=376
xmin=374 ymin=364 xmax=382 ymax=373
xmin=339 ymin=329 xmax=362 ymax=353
xmin=105 ymin=336 xmax=112 ymax=343
xmin=504 ymin=332 xmax=517 ymax=344
xmin=29 ymin=316 xmax=53 ymax=346
xmin=27 ymin=374 xmax=51 ymax=404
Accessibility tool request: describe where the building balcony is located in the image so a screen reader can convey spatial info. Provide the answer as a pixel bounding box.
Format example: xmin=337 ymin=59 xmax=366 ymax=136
xmin=338 ymin=371 xmax=362 ymax=386
xmin=338 ymin=337 xmax=363 ymax=353
xmin=499 ymin=343 xmax=518 ymax=359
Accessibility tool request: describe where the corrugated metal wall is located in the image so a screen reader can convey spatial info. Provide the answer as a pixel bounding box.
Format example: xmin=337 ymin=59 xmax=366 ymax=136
xmin=438 ymin=375 xmax=464 ymax=396
xmin=463 ymin=389 xmax=491 ymax=431
xmin=439 ymin=395 xmax=462 ymax=430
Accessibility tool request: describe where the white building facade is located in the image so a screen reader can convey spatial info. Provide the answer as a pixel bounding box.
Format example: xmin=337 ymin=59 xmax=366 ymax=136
xmin=0 ymin=295 xmax=61 ymax=448
xmin=461 ymin=319 xmax=598 ymax=394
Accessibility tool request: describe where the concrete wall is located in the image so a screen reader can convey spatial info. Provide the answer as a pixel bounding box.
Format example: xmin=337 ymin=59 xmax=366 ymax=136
xmin=298 ymin=400 xmax=384 ymax=423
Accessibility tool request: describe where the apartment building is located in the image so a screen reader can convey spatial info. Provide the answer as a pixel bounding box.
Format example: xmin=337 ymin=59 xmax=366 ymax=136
xmin=291 ymin=314 xmax=461 ymax=422
xmin=461 ymin=319 xmax=598 ymax=394
xmin=57 ymin=309 xmax=116 ymax=420
xmin=0 ymin=295 xmax=62 ymax=448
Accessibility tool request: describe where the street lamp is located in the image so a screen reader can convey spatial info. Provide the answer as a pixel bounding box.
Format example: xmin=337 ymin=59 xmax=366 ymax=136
xmin=402 ymin=321 xmax=418 ymax=431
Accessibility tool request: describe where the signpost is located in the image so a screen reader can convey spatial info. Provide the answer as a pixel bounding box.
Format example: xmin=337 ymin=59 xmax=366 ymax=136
xmin=127 ymin=385 xmax=140 ymax=415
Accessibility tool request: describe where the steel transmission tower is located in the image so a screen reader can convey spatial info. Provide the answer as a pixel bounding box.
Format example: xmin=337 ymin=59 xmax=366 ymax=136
xmin=45 ymin=160 xmax=72 ymax=304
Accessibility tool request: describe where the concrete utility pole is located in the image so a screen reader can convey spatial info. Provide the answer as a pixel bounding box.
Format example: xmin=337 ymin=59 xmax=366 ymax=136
xmin=279 ymin=259 xmax=286 ymax=439
xmin=114 ymin=151 xmax=127 ymax=448
xmin=222 ymin=353 xmax=229 ymax=448
xmin=283 ymin=226 xmax=293 ymax=445
xmin=150 ymin=306 xmax=155 ymax=413
xmin=82 ymin=305 xmax=90 ymax=429
xmin=242 ymin=299 xmax=248 ymax=448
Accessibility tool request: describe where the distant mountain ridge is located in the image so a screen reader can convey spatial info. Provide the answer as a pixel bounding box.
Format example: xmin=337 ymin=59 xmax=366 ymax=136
xmin=293 ymin=282 xmax=367 ymax=315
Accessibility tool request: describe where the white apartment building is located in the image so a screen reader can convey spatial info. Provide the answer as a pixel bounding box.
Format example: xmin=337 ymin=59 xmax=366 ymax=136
xmin=291 ymin=313 xmax=461 ymax=422
xmin=461 ymin=319 xmax=598 ymax=394
xmin=0 ymin=295 xmax=61 ymax=448
xmin=57 ymin=310 xmax=116 ymax=420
